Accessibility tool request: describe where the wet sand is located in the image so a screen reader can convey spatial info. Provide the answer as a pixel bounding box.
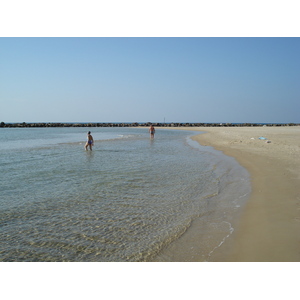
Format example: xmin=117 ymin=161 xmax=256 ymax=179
xmin=193 ymin=126 xmax=300 ymax=261
xmin=160 ymin=126 xmax=300 ymax=261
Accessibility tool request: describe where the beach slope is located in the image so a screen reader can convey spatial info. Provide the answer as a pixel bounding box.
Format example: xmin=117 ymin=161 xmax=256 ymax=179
xmin=189 ymin=126 xmax=300 ymax=261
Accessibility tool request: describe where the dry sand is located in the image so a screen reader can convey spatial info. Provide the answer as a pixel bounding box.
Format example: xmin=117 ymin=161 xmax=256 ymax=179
xmin=160 ymin=126 xmax=300 ymax=261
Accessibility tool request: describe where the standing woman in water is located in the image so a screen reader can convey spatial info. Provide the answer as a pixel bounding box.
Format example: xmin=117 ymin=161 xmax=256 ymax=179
xmin=85 ymin=131 xmax=94 ymax=150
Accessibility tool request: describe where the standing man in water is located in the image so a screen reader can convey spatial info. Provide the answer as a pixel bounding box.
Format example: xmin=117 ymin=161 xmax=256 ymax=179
xmin=85 ymin=131 xmax=94 ymax=150
xmin=149 ymin=124 xmax=155 ymax=139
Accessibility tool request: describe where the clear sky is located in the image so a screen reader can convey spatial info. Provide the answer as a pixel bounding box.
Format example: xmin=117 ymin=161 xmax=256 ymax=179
xmin=1 ymin=37 xmax=299 ymax=123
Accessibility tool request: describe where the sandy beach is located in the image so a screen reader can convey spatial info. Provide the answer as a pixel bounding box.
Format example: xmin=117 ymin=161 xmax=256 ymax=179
xmin=161 ymin=126 xmax=300 ymax=261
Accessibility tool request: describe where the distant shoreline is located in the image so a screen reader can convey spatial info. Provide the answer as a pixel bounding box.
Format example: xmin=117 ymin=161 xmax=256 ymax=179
xmin=1 ymin=122 xmax=299 ymax=128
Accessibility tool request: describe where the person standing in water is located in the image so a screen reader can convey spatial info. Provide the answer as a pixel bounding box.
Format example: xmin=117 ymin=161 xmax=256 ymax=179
xmin=149 ymin=125 xmax=155 ymax=139
xmin=85 ymin=131 xmax=94 ymax=150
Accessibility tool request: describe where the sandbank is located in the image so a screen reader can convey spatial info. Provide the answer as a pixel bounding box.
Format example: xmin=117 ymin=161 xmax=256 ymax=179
xmin=159 ymin=126 xmax=300 ymax=261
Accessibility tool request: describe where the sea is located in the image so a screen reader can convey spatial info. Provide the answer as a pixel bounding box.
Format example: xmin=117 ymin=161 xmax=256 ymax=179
xmin=0 ymin=127 xmax=251 ymax=262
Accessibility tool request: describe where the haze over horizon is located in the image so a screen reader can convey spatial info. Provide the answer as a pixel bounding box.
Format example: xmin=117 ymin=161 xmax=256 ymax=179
xmin=1 ymin=37 xmax=299 ymax=124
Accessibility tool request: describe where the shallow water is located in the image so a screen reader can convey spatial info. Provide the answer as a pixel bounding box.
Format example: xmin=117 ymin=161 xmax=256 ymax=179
xmin=0 ymin=127 xmax=251 ymax=261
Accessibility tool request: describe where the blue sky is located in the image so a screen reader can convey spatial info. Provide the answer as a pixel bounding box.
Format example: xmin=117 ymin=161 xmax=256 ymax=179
xmin=1 ymin=37 xmax=299 ymax=123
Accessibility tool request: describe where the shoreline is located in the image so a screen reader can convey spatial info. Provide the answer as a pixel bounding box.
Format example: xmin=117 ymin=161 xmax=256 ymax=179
xmin=1 ymin=122 xmax=299 ymax=128
xmin=158 ymin=126 xmax=300 ymax=261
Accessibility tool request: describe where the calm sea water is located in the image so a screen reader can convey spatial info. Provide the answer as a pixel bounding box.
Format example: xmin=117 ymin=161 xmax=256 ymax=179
xmin=0 ymin=127 xmax=251 ymax=261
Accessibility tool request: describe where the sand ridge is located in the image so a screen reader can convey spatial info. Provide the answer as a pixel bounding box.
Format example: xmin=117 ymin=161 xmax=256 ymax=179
xmin=159 ymin=126 xmax=300 ymax=261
